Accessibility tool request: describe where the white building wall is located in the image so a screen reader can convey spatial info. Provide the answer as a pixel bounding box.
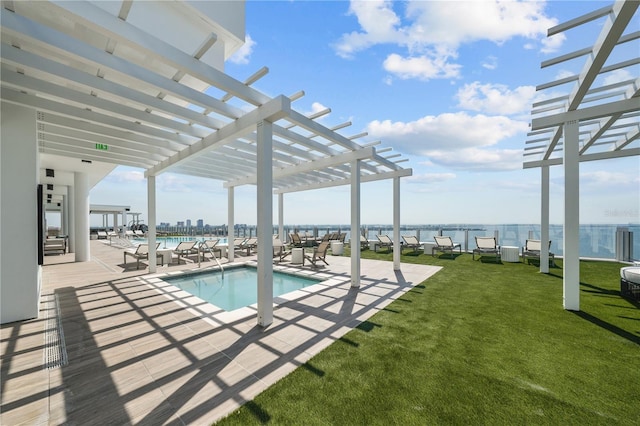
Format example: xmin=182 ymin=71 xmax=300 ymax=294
xmin=1 ymin=102 xmax=41 ymax=324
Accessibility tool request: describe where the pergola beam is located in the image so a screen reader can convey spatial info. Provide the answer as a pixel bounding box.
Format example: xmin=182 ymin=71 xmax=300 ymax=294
xmin=145 ymin=95 xmax=291 ymax=177
xmin=274 ymin=168 xmax=413 ymax=194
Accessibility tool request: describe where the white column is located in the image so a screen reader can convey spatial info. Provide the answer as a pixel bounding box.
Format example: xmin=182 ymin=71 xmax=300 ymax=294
xmin=113 ymin=213 xmax=118 ymax=234
xmin=122 ymin=208 xmax=128 ymax=234
xmin=68 ymin=185 xmax=75 ymax=253
xmin=393 ymin=177 xmax=401 ymax=270
xmin=148 ymin=175 xmax=157 ymax=273
xmin=1 ymin=102 xmax=40 ymax=323
xmin=256 ymin=120 xmax=274 ymax=327
xmin=563 ymin=120 xmax=580 ymax=311
xmin=540 ymin=165 xmax=550 ymax=273
xmin=227 ymin=186 xmax=235 ymax=262
xmin=61 ymin=193 xmax=68 ymax=236
xmin=278 ymin=193 xmax=284 ymax=241
xmin=74 ymin=172 xmax=90 ymax=262
xmin=350 ymin=160 xmax=361 ymax=287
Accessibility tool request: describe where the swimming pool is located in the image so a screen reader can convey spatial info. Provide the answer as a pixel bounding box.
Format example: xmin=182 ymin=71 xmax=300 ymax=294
xmin=163 ymin=266 xmax=321 ymax=311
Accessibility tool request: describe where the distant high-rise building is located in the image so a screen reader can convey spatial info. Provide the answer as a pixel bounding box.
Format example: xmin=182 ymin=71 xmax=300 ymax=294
xmin=177 ymin=221 xmax=184 ymax=227
xmin=197 ymin=219 xmax=204 ymax=228
xmin=186 ymin=219 xmax=192 ymax=227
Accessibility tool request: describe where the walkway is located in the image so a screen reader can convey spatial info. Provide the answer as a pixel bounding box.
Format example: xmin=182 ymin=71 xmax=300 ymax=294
xmin=1 ymin=240 xmax=440 ymax=424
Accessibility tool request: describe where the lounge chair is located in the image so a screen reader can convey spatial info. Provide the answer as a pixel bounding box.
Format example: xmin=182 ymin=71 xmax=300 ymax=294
xmin=97 ymin=231 xmax=108 ymax=239
xmin=289 ymin=233 xmax=304 ymax=248
xmin=134 ymin=230 xmax=145 ymax=238
xmin=433 ymin=236 xmax=462 ymax=258
xmin=304 ymin=241 xmax=330 ymax=268
xmin=402 ymin=235 xmax=422 ymax=253
xmin=172 ymin=241 xmax=198 ymax=264
xmin=375 ymin=234 xmax=393 ymax=252
xmin=199 ymin=239 xmax=222 ymax=261
xmin=239 ymin=237 xmax=258 ymax=255
xmin=273 ymin=239 xmax=291 ymax=262
xmin=473 ymin=236 xmax=501 ymax=262
xmin=124 ymin=243 xmax=162 ymax=269
xmin=522 ymin=239 xmax=555 ymax=266
xmin=124 ymin=230 xmax=135 ymax=238
xmin=44 ymin=237 xmax=67 ymax=254
xmin=360 ymin=234 xmax=370 ymax=250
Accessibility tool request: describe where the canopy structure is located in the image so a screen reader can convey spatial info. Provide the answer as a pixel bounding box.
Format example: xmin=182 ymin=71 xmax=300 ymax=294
xmin=0 ymin=1 xmax=411 ymax=325
xmin=523 ymin=0 xmax=639 ymax=310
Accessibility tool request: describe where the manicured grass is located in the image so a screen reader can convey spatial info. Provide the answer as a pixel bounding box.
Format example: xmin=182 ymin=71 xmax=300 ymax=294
xmin=217 ymin=250 xmax=639 ymax=425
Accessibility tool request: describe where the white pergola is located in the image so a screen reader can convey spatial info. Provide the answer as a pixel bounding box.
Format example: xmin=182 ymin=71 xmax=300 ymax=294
xmin=0 ymin=1 xmax=411 ymax=326
xmin=523 ymin=0 xmax=639 ymax=310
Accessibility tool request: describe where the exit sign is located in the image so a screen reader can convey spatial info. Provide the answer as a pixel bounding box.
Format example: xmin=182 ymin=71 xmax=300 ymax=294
xmin=95 ymin=143 xmax=108 ymax=151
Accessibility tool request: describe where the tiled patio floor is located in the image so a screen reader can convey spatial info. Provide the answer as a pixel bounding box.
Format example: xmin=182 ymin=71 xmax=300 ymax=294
xmin=1 ymin=240 xmax=440 ymax=425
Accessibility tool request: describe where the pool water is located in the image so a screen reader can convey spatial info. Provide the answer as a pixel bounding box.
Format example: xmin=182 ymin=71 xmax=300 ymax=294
xmin=163 ymin=266 xmax=320 ymax=311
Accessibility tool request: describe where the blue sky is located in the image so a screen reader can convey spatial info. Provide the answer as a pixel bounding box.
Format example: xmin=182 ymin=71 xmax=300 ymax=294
xmin=87 ymin=0 xmax=639 ymax=227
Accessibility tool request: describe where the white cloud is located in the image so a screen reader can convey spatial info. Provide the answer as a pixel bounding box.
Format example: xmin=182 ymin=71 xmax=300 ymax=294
xmin=383 ymin=53 xmax=461 ymax=81
xmin=228 ymin=34 xmax=255 ymax=65
xmin=334 ymin=0 xmax=560 ymax=79
xmin=104 ymin=169 xmax=145 ymax=183
xmin=366 ymin=111 xmax=528 ymax=153
xmin=406 ymin=172 xmax=457 ymax=184
xmin=455 ymin=82 xmax=537 ymax=115
xmin=481 ymin=56 xmax=498 ymax=70
xmin=581 ymin=170 xmax=640 ymax=189
xmin=602 ymin=69 xmax=634 ymax=86
xmin=424 ymin=147 xmax=524 ymax=171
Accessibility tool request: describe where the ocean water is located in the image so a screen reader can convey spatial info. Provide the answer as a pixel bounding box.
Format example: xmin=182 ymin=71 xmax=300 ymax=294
xmin=274 ymin=224 xmax=639 ymax=261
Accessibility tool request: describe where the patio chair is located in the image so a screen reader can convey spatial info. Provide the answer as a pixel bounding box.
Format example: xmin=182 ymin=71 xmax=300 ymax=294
xmin=433 ymin=236 xmax=462 ymax=258
xmin=172 ymin=241 xmax=198 ymax=264
xmin=375 ymin=234 xmax=393 ymax=252
xmin=304 ymin=241 xmax=330 ymax=268
xmin=124 ymin=243 xmax=162 ymax=270
xmin=239 ymin=237 xmax=258 ymax=255
xmin=124 ymin=230 xmax=135 ymax=238
xmin=199 ymin=239 xmax=222 ymax=261
xmin=473 ymin=236 xmax=501 ymax=262
xmin=402 ymin=235 xmax=422 ymax=253
xmin=522 ymin=239 xmax=555 ymax=266
xmin=289 ymin=233 xmax=304 ymax=248
xmin=134 ymin=230 xmax=145 ymax=238
xmin=273 ymin=239 xmax=291 ymax=262
xmin=360 ymin=234 xmax=370 ymax=250
xmin=97 ymin=231 xmax=108 ymax=239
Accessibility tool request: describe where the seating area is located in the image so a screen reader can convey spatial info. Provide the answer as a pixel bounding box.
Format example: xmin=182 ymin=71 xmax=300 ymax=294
xmin=473 ymin=236 xmax=501 ymax=262
xmin=432 ymin=236 xmax=462 ymax=258
xmin=522 ymin=239 xmax=555 ymax=266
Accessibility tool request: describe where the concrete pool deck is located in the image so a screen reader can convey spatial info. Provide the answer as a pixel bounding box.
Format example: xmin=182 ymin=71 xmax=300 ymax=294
xmin=1 ymin=240 xmax=441 ymax=425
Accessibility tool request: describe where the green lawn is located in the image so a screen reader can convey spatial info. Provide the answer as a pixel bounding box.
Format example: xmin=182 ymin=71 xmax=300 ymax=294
xmin=217 ymin=250 xmax=639 ymax=425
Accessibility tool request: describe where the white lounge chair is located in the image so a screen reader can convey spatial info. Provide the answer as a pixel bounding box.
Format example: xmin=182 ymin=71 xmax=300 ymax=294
xmin=402 ymin=235 xmax=422 ymax=253
xmin=134 ymin=230 xmax=145 ymax=238
xmin=124 ymin=243 xmax=162 ymax=269
xmin=473 ymin=236 xmax=500 ymax=262
xmin=97 ymin=231 xmax=108 ymax=239
xmin=172 ymin=241 xmax=198 ymax=264
xmin=375 ymin=234 xmax=394 ymax=252
xmin=433 ymin=236 xmax=462 ymax=258
xmin=522 ymin=239 xmax=555 ymax=266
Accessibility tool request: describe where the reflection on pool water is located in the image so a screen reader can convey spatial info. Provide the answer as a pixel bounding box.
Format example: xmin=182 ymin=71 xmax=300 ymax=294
xmin=162 ymin=266 xmax=321 ymax=311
